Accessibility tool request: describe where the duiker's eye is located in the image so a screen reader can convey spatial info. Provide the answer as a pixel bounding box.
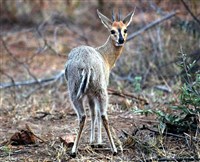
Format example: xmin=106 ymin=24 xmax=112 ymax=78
xmin=111 ymin=30 xmax=115 ymax=34
xmin=124 ymin=29 xmax=127 ymax=33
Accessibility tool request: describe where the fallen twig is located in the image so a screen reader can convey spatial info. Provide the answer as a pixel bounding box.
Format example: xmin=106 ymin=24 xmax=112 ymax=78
xmin=143 ymin=157 xmax=200 ymax=162
xmin=34 ymin=111 xmax=52 ymax=119
xmin=25 ymin=124 xmax=46 ymax=143
xmin=92 ymin=147 xmax=129 ymax=152
xmin=108 ymin=88 xmax=149 ymax=105
xmin=136 ymin=125 xmax=200 ymax=142
xmin=0 ymin=150 xmax=30 ymax=158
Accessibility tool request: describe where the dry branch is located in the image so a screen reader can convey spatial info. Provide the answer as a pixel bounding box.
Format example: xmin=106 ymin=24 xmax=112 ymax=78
xmin=127 ymin=11 xmax=178 ymax=41
xmin=0 ymin=37 xmax=39 ymax=82
xmin=0 ymin=72 xmax=148 ymax=104
xmin=35 ymin=26 xmax=59 ymax=55
xmin=180 ymin=0 xmax=200 ymax=26
xmin=0 ymin=71 xmax=65 ymax=89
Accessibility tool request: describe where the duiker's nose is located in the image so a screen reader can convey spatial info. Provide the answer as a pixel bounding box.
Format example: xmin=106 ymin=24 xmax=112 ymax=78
xmin=119 ymin=38 xmax=124 ymax=44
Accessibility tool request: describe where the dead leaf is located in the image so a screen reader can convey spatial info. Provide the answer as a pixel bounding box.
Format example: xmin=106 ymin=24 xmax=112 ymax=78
xmin=9 ymin=124 xmax=44 ymax=145
xmin=59 ymin=134 xmax=76 ymax=147
xmin=10 ymin=129 xmax=35 ymax=145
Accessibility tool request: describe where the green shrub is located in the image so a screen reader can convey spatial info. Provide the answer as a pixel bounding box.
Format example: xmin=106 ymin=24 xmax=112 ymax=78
xmin=133 ymin=49 xmax=200 ymax=134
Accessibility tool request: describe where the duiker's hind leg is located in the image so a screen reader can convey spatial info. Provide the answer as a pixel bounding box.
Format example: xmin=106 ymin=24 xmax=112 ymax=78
xmin=97 ymin=90 xmax=117 ymax=155
xmin=97 ymin=109 xmax=102 ymax=145
xmin=89 ymin=97 xmax=102 ymax=147
xmin=88 ymin=97 xmax=97 ymax=144
xmin=71 ymin=97 xmax=86 ymax=157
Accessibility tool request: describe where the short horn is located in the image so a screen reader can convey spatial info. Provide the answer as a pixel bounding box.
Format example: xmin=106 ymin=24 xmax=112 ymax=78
xmin=112 ymin=9 xmax=115 ymax=21
xmin=118 ymin=8 xmax=121 ymax=21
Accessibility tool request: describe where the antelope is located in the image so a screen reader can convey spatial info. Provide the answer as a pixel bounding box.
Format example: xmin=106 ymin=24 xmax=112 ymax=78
xmin=65 ymin=9 xmax=134 ymax=157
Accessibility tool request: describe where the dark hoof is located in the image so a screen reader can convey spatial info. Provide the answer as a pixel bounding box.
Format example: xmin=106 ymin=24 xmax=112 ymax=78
xmin=90 ymin=143 xmax=103 ymax=148
xmin=90 ymin=143 xmax=95 ymax=148
xmin=113 ymin=151 xmax=117 ymax=156
xmin=96 ymin=143 xmax=103 ymax=148
xmin=70 ymin=152 xmax=77 ymax=158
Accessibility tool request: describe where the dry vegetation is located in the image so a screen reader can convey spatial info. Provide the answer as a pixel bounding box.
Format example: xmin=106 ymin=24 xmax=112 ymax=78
xmin=0 ymin=0 xmax=200 ymax=161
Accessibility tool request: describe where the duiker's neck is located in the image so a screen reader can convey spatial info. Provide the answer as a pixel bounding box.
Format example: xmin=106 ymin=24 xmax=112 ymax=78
xmin=96 ymin=36 xmax=124 ymax=70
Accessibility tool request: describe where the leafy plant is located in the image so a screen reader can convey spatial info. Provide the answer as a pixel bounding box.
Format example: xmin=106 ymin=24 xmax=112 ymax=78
xmin=133 ymin=49 xmax=200 ymax=134
xmin=133 ymin=76 xmax=142 ymax=92
xmin=0 ymin=146 xmax=12 ymax=156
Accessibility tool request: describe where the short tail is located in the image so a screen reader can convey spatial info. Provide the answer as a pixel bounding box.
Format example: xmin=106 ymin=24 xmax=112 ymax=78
xmin=76 ymin=69 xmax=91 ymax=99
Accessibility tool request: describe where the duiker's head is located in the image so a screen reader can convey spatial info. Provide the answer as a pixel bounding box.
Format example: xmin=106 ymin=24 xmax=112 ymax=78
xmin=97 ymin=9 xmax=134 ymax=47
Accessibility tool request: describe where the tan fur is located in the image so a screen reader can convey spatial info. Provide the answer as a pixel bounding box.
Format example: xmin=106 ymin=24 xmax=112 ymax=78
xmin=112 ymin=21 xmax=125 ymax=28
xmin=96 ymin=36 xmax=124 ymax=70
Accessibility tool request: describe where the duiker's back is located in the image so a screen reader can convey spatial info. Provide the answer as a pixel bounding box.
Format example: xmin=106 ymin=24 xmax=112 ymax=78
xmin=66 ymin=45 xmax=108 ymax=99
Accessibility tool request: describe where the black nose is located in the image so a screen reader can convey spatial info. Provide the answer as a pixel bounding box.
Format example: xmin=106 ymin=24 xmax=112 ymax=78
xmin=119 ymin=38 xmax=124 ymax=44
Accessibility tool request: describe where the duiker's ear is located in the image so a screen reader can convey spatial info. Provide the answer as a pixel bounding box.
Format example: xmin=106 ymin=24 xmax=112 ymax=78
xmin=97 ymin=10 xmax=112 ymax=29
xmin=123 ymin=10 xmax=135 ymax=27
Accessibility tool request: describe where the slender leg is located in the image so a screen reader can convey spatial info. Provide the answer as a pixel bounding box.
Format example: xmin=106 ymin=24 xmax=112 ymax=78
xmin=97 ymin=109 xmax=102 ymax=144
xmin=71 ymin=98 xmax=86 ymax=157
xmin=101 ymin=114 xmax=117 ymax=155
xmin=98 ymin=90 xmax=117 ymax=155
xmin=88 ymin=98 xmax=96 ymax=144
